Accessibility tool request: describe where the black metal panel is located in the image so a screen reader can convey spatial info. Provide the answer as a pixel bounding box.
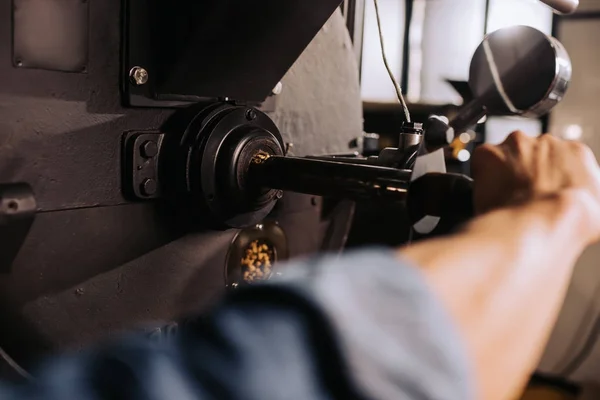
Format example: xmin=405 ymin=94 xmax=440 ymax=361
xmin=21 ymin=227 xmax=237 ymax=351
xmin=14 ymin=192 xmax=325 ymax=352
xmin=2 ymin=204 xmax=183 ymax=306
xmin=0 ymin=0 xmax=175 ymax=212
xmin=123 ymin=0 xmax=342 ymax=106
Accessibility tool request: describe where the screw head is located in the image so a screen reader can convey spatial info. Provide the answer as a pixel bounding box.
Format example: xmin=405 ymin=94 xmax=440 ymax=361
xmin=140 ymin=178 xmax=157 ymax=196
xmin=130 ymin=66 xmax=149 ymax=86
xmin=285 ymin=142 xmax=294 ymax=155
xmin=245 ymin=109 xmax=257 ymax=121
xmin=141 ymin=140 xmax=158 ymax=158
xmin=7 ymin=201 xmax=18 ymax=212
xmin=271 ymin=82 xmax=283 ymax=95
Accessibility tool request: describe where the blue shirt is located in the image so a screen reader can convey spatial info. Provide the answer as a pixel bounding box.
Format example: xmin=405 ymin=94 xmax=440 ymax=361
xmin=0 ymin=249 xmax=473 ymax=399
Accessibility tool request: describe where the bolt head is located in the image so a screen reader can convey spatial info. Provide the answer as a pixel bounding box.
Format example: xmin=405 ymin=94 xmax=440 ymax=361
xmin=141 ymin=140 xmax=158 ymax=158
xmin=140 ymin=178 xmax=157 ymax=196
xmin=6 ymin=201 xmax=18 ymax=212
xmin=245 ymin=109 xmax=257 ymax=121
xmin=271 ymin=82 xmax=283 ymax=95
xmin=285 ymin=142 xmax=294 ymax=155
xmin=130 ymin=66 xmax=149 ymax=86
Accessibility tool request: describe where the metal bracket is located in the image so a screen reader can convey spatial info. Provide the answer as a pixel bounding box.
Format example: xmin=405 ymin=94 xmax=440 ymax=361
xmin=0 ymin=184 xmax=36 ymax=273
xmin=120 ymin=0 xmax=341 ymax=110
xmin=122 ymin=131 xmax=165 ymax=200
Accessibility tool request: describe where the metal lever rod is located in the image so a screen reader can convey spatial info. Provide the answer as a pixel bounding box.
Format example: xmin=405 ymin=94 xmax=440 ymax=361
xmin=249 ymin=156 xmax=412 ymax=201
xmin=449 ymin=100 xmax=487 ymax=138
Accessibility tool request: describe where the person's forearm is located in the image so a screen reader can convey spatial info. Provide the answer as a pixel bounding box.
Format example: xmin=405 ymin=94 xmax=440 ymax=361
xmin=400 ymin=192 xmax=590 ymax=400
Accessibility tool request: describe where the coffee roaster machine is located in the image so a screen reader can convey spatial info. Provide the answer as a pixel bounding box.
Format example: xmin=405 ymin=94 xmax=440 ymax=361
xmin=2 ymin=0 xmax=599 ymax=390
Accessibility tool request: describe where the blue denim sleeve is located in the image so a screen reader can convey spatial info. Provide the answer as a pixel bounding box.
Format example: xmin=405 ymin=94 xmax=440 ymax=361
xmin=0 ymin=249 xmax=473 ymax=400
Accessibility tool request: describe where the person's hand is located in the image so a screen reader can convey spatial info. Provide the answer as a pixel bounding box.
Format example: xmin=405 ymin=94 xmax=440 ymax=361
xmin=471 ymin=131 xmax=600 ymax=243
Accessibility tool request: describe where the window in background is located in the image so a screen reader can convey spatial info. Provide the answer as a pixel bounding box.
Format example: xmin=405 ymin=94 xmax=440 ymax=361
xmin=415 ymin=0 xmax=486 ymax=105
xmin=360 ymin=0 xmax=406 ymax=103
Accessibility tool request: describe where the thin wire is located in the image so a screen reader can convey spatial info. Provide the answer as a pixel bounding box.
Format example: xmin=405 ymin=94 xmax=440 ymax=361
xmin=372 ymin=0 xmax=412 ymax=123
xmin=0 ymin=346 xmax=33 ymax=380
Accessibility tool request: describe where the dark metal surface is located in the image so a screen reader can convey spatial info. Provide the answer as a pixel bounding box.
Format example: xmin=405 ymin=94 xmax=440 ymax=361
xmin=0 ymin=0 xmax=362 ymax=366
xmin=123 ymin=0 xmax=343 ymax=107
xmin=19 ymin=192 xmax=326 ymax=351
xmin=0 ymin=184 xmax=36 ymax=273
xmin=0 ymin=0 xmax=173 ymax=213
xmin=164 ymin=103 xmax=285 ymax=228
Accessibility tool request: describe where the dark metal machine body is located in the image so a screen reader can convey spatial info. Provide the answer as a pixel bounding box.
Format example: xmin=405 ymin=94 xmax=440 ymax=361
xmin=0 ymin=0 xmax=357 ymax=370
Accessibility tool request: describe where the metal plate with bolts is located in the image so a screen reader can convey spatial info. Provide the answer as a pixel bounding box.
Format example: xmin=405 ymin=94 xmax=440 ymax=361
xmin=120 ymin=0 xmax=339 ymax=108
xmin=122 ymin=132 xmax=165 ymax=200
